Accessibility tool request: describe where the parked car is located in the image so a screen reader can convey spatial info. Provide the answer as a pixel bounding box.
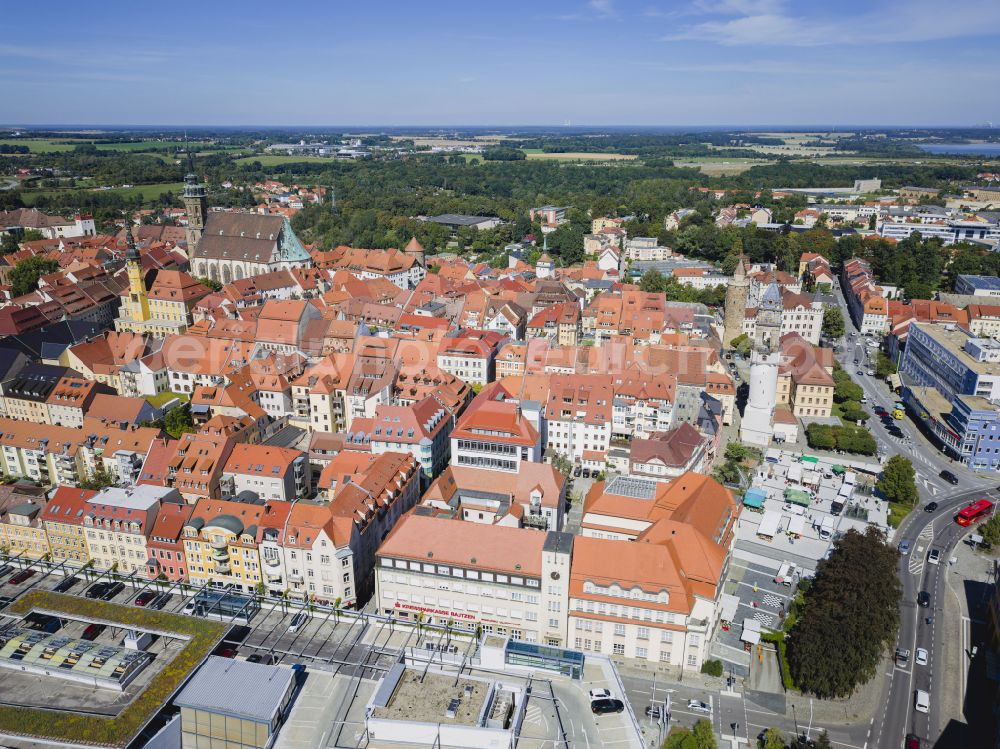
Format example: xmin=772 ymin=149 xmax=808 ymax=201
xmin=149 ymin=593 xmax=170 ymax=610
xmin=918 ymin=591 xmax=930 ymax=607
xmin=288 ymin=610 xmax=309 ymax=633
xmin=246 ymin=653 xmax=276 ymax=665
xmin=214 ymin=645 xmax=238 ymax=658
xmin=0 ymin=596 xmax=14 ymax=610
xmin=927 ymin=548 xmax=941 ymax=565
xmin=573 ymin=466 xmax=581 ymax=478
xmin=938 ymin=470 xmax=959 ymax=486
xmin=687 ymin=700 xmax=712 ymax=714
xmin=81 ymin=623 xmax=105 ymax=641
xmin=591 ymin=698 xmax=625 ymax=715
xmin=898 ymin=539 xmax=911 ymax=555
xmin=53 ymin=576 xmax=79 ymax=593
xmin=894 ymin=648 xmax=909 ymax=666
xmin=856 ymin=370 xmax=864 ymax=376
xmin=916 ymin=648 xmax=928 ymax=666
xmin=905 ymin=734 xmax=920 ymax=749
xmin=924 ymin=502 xmax=939 ymax=513
xmin=86 ymin=582 xmax=110 ymax=599
xmin=134 ymin=590 xmax=158 ymax=607
xmin=24 ymin=613 xmax=61 ymax=633
xmin=101 ymin=582 xmax=125 ymax=600
xmin=588 ymin=688 xmax=612 ymax=701
xmin=7 ymin=568 xmax=35 ymax=585
xmin=0 ymin=564 xmax=13 ymax=579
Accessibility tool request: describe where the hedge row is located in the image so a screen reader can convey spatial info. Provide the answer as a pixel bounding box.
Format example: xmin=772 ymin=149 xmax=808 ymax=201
xmin=762 ymin=631 xmax=797 ymax=692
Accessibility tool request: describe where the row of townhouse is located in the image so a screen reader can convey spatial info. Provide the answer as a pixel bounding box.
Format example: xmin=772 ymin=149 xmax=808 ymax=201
xmin=19 ymin=451 xmax=422 ymax=608
xmin=374 ymin=470 xmax=739 ymax=671
xmin=0 ymin=417 xmax=161 ymax=488
xmin=841 ymin=257 xmax=900 ymax=335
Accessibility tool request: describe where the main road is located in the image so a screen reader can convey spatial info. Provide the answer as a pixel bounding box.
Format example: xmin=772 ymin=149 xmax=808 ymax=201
xmin=829 ymin=276 xmax=994 ymax=749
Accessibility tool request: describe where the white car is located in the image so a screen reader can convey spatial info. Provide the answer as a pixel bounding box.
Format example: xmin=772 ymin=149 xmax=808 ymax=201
xmin=588 ymin=688 xmax=612 ymax=701
xmin=928 ymin=548 xmax=941 ymax=565
xmin=916 ymin=648 xmax=928 ymax=666
xmin=687 ymin=700 xmax=712 ymax=714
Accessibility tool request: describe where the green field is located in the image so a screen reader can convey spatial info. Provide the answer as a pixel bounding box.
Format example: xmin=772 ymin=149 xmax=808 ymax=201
xmin=0 ymin=138 xmax=79 ymax=153
xmin=674 ymin=157 xmax=774 ymax=175
xmin=0 ymin=138 xmax=212 ymax=154
xmin=21 ymin=181 xmax=185 ymax=204
xmin=95 ymin=139 xmax=185 ymax=151
xmin=234 ymin=154 xmax=336 ymax=166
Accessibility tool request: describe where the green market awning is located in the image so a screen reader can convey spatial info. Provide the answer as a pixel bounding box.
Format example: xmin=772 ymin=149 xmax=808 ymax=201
xmin=784 ymin=489 xmax=811 ymax=506
xmin=801 ymin=455 xmax=819 ymax=465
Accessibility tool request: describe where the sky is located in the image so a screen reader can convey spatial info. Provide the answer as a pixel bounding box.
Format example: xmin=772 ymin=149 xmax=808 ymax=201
xmin=2 ymin=0 xmax=999 ymax=127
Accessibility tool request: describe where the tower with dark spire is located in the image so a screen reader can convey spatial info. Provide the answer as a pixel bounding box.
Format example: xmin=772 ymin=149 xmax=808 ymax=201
xmin=124 ymin=220 xmax=150 ymax=322
xmin=181 ymin=155 xmax=207 ymax=259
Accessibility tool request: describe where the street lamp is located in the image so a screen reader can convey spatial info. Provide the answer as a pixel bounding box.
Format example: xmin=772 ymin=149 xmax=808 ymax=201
xmin=792 ymin=703 xmax=800 ymax=736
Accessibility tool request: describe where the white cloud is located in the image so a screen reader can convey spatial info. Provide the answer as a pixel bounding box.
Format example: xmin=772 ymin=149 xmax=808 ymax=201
xmin=666 ymin=0 xmax=1000 ymax=46
xmin=588 ymin=0 xmax=617 ymax=18
xmin=548 ymin=0 xmax=618 ymax=22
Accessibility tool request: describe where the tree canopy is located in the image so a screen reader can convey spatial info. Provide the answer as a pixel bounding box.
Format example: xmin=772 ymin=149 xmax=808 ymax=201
xmin=164 ymin=403 xmax=196 ymax=439
xmin=660 ymin=720 xmax=716 ymax=749
xmin=787 ymin=527 xmax=901 ymax=698
xmin=10 ymin=256 xmax=59 ymax=297
xmin=822 ymin=307 xmax=844 ymax=339
xmin=876 ymin=455 xmax=918 ymax=507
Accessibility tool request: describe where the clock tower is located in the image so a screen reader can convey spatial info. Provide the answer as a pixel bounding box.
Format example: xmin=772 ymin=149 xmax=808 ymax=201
xmin=124 ymin=222 xmax=150 ymax=322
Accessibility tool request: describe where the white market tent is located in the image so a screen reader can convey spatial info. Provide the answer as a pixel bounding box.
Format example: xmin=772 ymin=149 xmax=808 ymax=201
xmin=757 ymin=510 xmax=782 ymax=539
xmin=787 ymin=515 xmax=806 ymax=536
xmin=741 ymin=618 xmax=762 ymax=644
xmin=720 ymin=594 xmax=740 ymax=623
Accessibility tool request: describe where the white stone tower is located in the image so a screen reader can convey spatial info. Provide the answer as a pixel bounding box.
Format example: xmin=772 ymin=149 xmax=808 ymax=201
xmin=740 ymin=348 xmax=780 ymax=446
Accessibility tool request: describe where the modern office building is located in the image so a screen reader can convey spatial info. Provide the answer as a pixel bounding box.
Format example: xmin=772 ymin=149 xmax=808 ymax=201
xmin=900 ymin=323 xmax=1000 ymax=403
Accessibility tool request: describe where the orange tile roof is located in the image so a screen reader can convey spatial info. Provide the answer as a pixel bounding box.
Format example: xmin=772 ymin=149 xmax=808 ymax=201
xmin=378 ymin=511 xmax=546 ymax=576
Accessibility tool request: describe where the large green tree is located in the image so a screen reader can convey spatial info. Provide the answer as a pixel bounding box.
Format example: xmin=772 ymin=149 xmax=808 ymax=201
xmin=875 ymin=352 xmax=897 ymax=378
xmin=822 ymin=307 xmax=844 ymax=339
xmin=876 ymin=455 xmax=918 ymax=506
xmin=787 ymin=527 xmax=901 ymax=698
xmin=164 ymin=403 xmax=196 ymax=438
xmin=640 ymin=269 xmax=667 ymax=293
xmin=9 ymin=256 xmax=59 ymax=296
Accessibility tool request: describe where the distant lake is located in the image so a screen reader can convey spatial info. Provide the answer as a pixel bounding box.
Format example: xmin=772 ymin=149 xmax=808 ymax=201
xmin=917 ymin=143 xmax=1000 ymax=156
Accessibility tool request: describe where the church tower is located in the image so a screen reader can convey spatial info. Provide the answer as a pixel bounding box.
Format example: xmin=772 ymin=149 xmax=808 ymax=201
xmin=181 ymin=164 xmax=207 ymax=258
xmin=723 ymin=254 xmax=750 ymax=347
xmin=125 ymin=222 xmax=150 ymax=322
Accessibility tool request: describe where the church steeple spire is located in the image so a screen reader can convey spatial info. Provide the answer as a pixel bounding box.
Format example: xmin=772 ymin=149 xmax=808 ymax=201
xmin=124 ymin=218 xmax=140 ymax=262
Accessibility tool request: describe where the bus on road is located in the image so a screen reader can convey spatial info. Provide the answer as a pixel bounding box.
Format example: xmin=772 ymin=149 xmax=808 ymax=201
xmin=955 ymin=499 xmax=994 ymax=527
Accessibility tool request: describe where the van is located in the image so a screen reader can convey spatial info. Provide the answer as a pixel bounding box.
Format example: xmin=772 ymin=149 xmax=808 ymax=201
xmin=819 ymin=517 xmax=835 ymax=541
xmin=774 ymin=561 xmax=791 ymax=585
xmin=775 ymin=562 xmax=796 ymax=585
xmin=914 ymin=689 xmax=930 ymax=713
